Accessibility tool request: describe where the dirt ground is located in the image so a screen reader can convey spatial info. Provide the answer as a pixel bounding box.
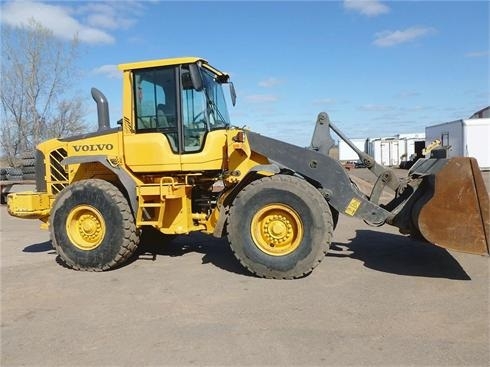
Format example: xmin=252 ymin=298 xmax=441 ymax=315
xmin=1 ymin=171 xmax=489 ymax=366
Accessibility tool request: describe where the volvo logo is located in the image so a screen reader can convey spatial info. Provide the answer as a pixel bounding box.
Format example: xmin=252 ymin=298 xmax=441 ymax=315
xmin=73 ymin=144 xmax=114 ymax=152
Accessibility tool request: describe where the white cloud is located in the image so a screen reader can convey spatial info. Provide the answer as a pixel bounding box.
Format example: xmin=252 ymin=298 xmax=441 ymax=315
xmin=258 ymin=77 xmax=282 ymax=88
xmin=373 ymin=26 xmax=436 ymax=47
xmin=344 ymin=0 xmax=389 ymax=17
xmin=359 ymin=104 xmax=393 ymax=112
xmin=77 ymin=2 xmax=138 ymax=30
xmin=0 ymin=0 xmax=114 ymax=44
xmin=92 ymin=64 xmax=121 ymax=79
xmin=465 ymin=50 xmax=489 ymax=58
xmin=395 ymin=90 xmax=421 ymax=98
xmin=313 ymin=98 xmax=337 ymax=105
xmin=0 ymin=1 xmax=148 ymax=45
xmin=86 ymin=13 xmax=119 ymax=30
xmin=245 ymin=95 xmax=279 ymax=103
xmin=399 ymin=105 xmax=429 ymax=112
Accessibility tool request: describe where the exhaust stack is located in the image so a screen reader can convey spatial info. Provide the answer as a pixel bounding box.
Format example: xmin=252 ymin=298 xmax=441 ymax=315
xmin=91 ymin=88 xmax=110 ymax=131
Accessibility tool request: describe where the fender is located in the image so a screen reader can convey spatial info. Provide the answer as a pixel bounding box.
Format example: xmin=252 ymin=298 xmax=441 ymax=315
xmin=212 ymin=163 xmax=281 ymax=237
xmin=61 ymin=155 xmax=138 ymax=214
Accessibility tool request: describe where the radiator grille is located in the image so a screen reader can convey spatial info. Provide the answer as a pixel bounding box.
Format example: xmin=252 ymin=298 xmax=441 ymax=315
xmin=49 ymin=148 xmax=68 ymax=194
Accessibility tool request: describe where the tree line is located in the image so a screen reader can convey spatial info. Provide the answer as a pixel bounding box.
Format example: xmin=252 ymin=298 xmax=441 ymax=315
xmin=1 ymin=20 xmax=88 ymax=166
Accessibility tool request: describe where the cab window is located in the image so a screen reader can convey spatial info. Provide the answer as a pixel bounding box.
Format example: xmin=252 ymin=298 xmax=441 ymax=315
xmin=134 ymin=67 xmax=178 ymax=150
xmin=201 ymin=68 xmax=231 ymax=129
xmin=181 ymin=66 xmax=207 ymax=152
xmin=180 ymin=66 xmax=231 ymax=152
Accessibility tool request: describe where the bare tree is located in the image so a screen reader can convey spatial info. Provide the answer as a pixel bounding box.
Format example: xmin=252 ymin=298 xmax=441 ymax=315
xmin=1 ymin=20 xmax=87 ymax=166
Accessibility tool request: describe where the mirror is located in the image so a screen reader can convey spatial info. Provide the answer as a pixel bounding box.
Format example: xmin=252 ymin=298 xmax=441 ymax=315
xmin=229 ymin=82 xmax=237 ymax=106
xmin=189 ymin=63 xmax=203 ymax=91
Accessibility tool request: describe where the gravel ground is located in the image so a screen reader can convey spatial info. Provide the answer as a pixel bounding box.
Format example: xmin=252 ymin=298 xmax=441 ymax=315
xmin=1 ymin=168 xmax=489 ymax=366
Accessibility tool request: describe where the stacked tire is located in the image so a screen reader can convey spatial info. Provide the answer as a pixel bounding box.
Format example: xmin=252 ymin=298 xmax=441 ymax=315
xmin=0 ymin=167 xmax=23 ymax=205
xmin=0 ymin=151 xmax=36 ymax=181
xmin=6 ymin=167 xmax=23 ymax=181
xmin=20 ymin=151 xmax=36 ymax=180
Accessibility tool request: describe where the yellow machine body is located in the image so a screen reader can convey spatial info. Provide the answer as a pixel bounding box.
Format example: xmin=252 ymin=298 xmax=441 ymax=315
xmin=9 ymin=130 xmax=267 ymax=236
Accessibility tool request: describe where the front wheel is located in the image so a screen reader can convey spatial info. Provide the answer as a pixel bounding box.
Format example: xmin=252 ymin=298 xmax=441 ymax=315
xmin=227 ymin=175 xmax=333 ymax=279
xmin=50 ymin=179 xmax=140 ymax=271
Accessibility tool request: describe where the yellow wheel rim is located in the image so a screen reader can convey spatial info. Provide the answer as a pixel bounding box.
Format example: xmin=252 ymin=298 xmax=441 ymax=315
xmin=251 ymin=204 xmax=303 ymax=256
xmin=66 ymin=205 xmax=106 ymax=251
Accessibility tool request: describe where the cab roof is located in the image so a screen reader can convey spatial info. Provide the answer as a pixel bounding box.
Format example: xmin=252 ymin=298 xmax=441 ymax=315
xmin=118 ymin=56 xmax=229 ymax=79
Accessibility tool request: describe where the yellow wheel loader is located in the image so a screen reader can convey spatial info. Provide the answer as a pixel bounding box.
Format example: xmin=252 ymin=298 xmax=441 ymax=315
xmin=7 ymin=57 xmax=489 ymax=279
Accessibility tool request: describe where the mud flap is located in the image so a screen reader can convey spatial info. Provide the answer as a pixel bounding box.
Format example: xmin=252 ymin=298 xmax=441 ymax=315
xmin=412 ymin=157 xmax=489 ymax=255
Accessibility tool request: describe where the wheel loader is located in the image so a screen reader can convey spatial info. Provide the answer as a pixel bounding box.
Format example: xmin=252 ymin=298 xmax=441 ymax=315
xmin=7 ymin=57 xmax=489 ymax=279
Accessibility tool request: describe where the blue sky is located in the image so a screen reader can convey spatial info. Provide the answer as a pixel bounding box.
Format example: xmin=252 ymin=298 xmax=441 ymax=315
xmin=1 ymin=0 xmax=489 ymax=147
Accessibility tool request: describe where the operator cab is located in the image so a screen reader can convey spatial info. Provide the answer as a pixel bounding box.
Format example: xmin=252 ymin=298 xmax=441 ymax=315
xmin=125 ymin=57 xmax=234 ymax=154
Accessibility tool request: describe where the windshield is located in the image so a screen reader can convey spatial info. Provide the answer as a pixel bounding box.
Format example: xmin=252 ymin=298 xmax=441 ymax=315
xmin=201 ymin=68 xmax=231 ymax=129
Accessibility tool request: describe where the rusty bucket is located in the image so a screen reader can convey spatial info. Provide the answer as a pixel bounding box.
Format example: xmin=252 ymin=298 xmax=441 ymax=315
xmin=410 ymin=157 xmax=489 ymax=255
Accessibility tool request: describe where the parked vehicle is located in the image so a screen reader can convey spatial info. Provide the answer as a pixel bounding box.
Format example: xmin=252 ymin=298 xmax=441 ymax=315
xmin=7 ymin=57 xmax=490 ymax=278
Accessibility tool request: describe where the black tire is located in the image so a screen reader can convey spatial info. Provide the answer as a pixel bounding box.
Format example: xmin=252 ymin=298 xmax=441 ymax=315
xmin=6 ymin=167 xmax=22 ymax=175
xmin=6 ymin=167 xmax=23 ymax=181
xmin=21 ymin=158 xmax=36 ymax=167
xmin=20 ymin=151 xmax=35 ymax=160
xmin=227 ymin=175 xmax=333 ymax=279
xmin=50 ymin=179 xmax=140 ymax=271
xmin=22 ymin=165 xmax=36 ymax=174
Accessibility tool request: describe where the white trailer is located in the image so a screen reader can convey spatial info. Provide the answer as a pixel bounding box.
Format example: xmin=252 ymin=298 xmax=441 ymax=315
xmin=425 ymin=118 xmax=490 ymax=170
xmin=368 ymin=138 xmax=382 ymax=165
xmin=389 ymin=139 xmax=402 ymax=166
xmin=397 ymin=133 xmax=426 ymax=166
xmin=338 ymin=138 xmax=367 ymax=162
xmin=368 ymin=138 xmax=406 ymax=166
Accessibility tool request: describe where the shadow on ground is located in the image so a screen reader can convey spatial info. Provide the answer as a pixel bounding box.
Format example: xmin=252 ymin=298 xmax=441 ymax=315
xmin=136 ymin=228 xmax=250 ymax=276
xmin=23 ymin=241 xmax=55 ymax=254
xmin=329 ymin=229 xmax=471 ymax=280
xmin=20 ymin=231 xmax=247 ymax=275
xmin=21 ymin=228 xmax=471 ymax=280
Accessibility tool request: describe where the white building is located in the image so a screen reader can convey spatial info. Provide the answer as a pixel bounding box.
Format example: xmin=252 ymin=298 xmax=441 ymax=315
xmin=338 ymin=138 xmax=368 ymax=161
xmin=367 ymin=134 xmax=425 ymax=167
xmin=425 ymin=117 xmax=490 ymax=170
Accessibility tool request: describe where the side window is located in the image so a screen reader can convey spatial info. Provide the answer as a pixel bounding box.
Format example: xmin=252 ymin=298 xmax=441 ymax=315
xmin=134 ymin=67 xmax=178 ymax=150
xmin=137 ymin=80 xmax=164 ymax=128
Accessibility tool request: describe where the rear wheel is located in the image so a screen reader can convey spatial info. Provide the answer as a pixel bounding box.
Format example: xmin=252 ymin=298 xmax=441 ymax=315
xmin=50 ymin=179 xmax=140 ymax=271
xmin=227 ymin=175 xmax=333 ymax=279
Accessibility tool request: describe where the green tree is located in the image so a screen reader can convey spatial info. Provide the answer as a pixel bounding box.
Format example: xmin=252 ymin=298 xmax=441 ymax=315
xmin=1 ymin=20 xmax=87 ymax=166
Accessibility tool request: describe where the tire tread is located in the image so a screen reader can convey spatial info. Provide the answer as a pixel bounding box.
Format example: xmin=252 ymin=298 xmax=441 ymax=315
xmin=227 ymin=175 xmax=333 ymax=279
xmin=51 ymin=179 xmax=139 ymax=271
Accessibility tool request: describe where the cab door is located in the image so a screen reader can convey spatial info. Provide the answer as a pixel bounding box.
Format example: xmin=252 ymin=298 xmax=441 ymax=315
xmin=179 ymin=65 xmax=228 ymax=172
xmin=124 ymin=66 xmax=181 ymax=172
